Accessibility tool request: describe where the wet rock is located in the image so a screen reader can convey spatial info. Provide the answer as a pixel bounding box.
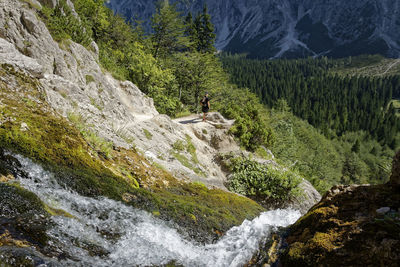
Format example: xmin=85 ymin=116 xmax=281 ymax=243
xmin=0 ymin=246 xmax=60 ymax=267
xmin=0 ymin=183 xmax=51 ymax=247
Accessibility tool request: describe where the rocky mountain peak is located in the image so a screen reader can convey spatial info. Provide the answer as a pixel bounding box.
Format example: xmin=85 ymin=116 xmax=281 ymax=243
xmin=107 ymin=0 xmax=400 ymax=58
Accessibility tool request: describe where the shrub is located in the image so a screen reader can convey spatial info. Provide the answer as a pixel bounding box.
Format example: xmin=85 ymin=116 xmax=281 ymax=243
xmin=227 ymin=157 xmax=301 ymax=201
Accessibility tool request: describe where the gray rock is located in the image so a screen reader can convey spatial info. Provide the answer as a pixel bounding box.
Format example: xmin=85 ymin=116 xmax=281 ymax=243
xmin=20 ymin=122 xmax=29 ymax=132
xmin=0 ymin=38 xmax=44 ymax=78
xmin=21 ymin=11 xmax=39 ymax=35
xmin=376 ymin=207 xmax=391 ymax=215
xmin=292 ymin=179 xmax=321 ymax=214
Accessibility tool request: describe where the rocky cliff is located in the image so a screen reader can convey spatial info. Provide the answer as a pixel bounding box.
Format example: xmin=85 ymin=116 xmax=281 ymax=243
xmin=280 ymin=150 xmax=400 ymax=266
xmin=107 ymin=0 xmax=400 ymax=59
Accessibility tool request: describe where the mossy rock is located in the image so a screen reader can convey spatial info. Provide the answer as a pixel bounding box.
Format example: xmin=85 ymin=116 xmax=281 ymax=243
xmin=0 ymin=246 xmax=56 ymax=267
xmin=281 ymin=184 xmax=400 ymax=266
xmin=0 ymin=183 xmax=50 ymax=248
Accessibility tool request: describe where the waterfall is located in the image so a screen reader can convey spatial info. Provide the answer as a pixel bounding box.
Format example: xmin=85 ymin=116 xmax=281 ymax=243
xmin=9 ymin=154 xmax=301 ymax=267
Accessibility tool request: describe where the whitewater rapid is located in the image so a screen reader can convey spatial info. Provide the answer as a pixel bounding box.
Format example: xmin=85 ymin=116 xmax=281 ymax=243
xmin=11 ymin=154 xmax=301 ymax=267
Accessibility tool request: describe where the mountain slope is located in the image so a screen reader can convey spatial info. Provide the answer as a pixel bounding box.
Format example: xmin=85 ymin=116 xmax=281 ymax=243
xmin=107 ymin=0 xmax=400 ymax=58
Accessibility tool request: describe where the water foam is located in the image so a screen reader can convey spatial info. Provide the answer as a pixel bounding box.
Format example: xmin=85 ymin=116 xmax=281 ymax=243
xmin=12 ymin=154 xmax=301 ymax=267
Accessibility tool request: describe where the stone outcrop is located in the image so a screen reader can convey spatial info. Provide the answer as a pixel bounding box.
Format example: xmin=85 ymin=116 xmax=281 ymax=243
xmin=280 ymin=153 xmax=400 ymax=266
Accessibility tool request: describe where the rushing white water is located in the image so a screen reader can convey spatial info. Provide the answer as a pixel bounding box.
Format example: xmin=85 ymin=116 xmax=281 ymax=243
xmin=11 ymin=154 xmax=301 ymax=267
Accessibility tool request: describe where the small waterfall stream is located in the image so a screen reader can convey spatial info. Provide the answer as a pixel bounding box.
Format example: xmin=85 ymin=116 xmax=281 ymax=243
xmin=9 ymin=154 xmax=301 ymax=266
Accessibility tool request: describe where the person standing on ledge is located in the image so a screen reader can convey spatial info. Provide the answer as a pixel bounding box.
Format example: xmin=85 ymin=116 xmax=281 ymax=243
xmin=200 ymin=93 xmax=210 ymax=121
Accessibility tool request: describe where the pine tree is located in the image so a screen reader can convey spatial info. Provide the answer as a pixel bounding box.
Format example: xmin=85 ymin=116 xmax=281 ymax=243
xmin=151 ymin=0 xmax=188 ymax=59
xmin=184 ymin=12 xmax=195 ymax=48
xmin=351 ymin=140 xmax=361 ymax=153
xmin=193 ymin=5 xmax=216 ymax=53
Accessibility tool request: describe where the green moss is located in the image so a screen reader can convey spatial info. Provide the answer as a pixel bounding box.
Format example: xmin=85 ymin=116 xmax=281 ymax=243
xmin=130 ymin=182 xmax=264 ymax=238
xmin=85 ymin=74 xmax=95 ymax=84
xmin=143 ymin=129 xmax=153 ymax=140
xmin=185 ymin=134 xmax=198 ymax=164
xmin=67 ymin=112 xmax=112 ymax=159
xmin=171 ymin=152 xmax=204 ymax=176
xmin=172 ymin=140 xmax=185 ymax=151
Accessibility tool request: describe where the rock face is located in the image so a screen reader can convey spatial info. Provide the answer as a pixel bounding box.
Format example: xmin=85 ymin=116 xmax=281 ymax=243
xmin=280 ymin=154 xmax=400 ymax=266
xmin=107 ymin=0 xmax=400 ymax=58
xmin=391 ymin=150 xmax=400 ymax=185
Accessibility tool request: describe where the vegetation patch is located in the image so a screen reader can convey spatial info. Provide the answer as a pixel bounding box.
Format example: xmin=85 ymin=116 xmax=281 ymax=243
xmin=171 ymin=135 xmax=202 ymax=175
xmin=67 ymin=112 xmax=112 ymax=159
xmin=40 ymin=0 xmax=92 ymax=47
xmin=171 ymin=152 xmax=204 ymax=176
xmin=85 ymin=74 xmax=95 ymax=85
xmin=226 ymin=157 xmax=301 ymax=201
xmin=143 ymin=129 xmax=153 ymax=140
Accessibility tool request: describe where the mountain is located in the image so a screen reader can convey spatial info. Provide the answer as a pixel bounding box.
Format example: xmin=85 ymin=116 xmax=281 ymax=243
xmin=106 ymin=0 xmax=400 ymax=58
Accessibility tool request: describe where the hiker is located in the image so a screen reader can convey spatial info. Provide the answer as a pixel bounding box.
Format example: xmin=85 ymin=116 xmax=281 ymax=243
xmin=200 ymin=93 xmax=210 ymax=121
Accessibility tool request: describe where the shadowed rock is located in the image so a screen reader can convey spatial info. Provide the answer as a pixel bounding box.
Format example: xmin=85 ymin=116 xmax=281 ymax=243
xmin=390 ymin=150 xmax=400 ymax=186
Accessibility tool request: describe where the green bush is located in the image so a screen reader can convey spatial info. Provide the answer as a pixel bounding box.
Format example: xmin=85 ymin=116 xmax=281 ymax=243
xmin=227 ymin=158 xmax=301 ymax=200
